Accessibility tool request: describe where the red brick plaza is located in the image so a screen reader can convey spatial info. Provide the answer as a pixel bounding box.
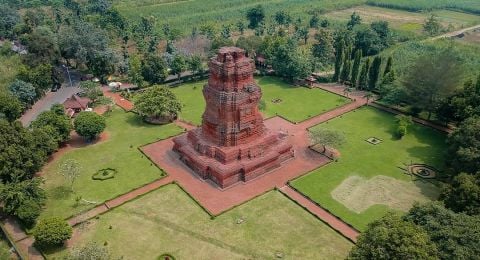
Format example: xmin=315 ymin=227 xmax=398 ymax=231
xmin=143 ymin=47 xmax=368 ymax=218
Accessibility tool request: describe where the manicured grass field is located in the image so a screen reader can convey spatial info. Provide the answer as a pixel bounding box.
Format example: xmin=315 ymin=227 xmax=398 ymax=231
xmin=46 ymin=184 xmax=352 ymax=259
xmin=40 ymin=108 xmax=183 ymax=219
xmin=0 ymin=234 xmax=11 ymax=260
xmin=326 ymin=5 xmax=480 ymax=34
xmin=171 ymin=76 xmax=349 ymax=125
xmin=291 ymin=106 xmax=447 ymax=231
xmin=258 ymin=77 xmax=349 ymax=122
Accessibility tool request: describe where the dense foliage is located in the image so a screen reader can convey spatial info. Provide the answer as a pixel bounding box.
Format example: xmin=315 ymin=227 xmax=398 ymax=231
xmin=74 ymin=112 xmax=106 ymax=141
xmin=33 ymin=217 xmax=72 ymax=248
xmin=133 ymin=86 xmax=181 ymax=122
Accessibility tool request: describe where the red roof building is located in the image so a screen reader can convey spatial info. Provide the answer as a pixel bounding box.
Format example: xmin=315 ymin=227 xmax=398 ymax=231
xmin=63 ymin=95 xmax=91 ymax=117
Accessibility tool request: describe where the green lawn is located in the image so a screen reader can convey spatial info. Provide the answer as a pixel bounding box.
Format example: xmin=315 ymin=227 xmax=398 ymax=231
xmin=171 ymin=77 xmax=349 ymax=125
xmin=40 ymin=108 xmax=183 ymax=220
xmin=0 ymin=233 xmax=11 ymax=260
xmin=45 ymin=184 xmax=352 ymax=259
xmin=291 ymin=106 xmax=447 ymax=231
xmin=258 ymin=77 xmax=349 ymax=122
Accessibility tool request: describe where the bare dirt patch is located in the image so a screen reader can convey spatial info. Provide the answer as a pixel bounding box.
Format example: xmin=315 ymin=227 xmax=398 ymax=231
xmin=331 ymin=175 xmax=439 ymax=213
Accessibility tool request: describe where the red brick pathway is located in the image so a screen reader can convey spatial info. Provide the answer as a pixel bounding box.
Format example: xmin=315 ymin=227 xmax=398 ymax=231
xmin=102 ymin=87 xmax=134 ymax=111
xmin=0 ymin=217 xmax=43 ymax=260
xmin=279 ymin=185 xmax=359 ymax=242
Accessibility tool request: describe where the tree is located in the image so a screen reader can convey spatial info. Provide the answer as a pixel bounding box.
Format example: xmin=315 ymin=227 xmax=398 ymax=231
xmin=79 ymin=81 xmax=102 ymax=103
xmin=236 ymin=21 xmax=245 ymax=35
xmin=424 ymin=14 xmax=442 ymax=36
xmin=67 ymin=243 xmax=111 ymax=260
xmin=371 ymin=21 xmax=391 ymax=49
xmin=141 ymin=54 xmax=168 ymax=85
xmin=170 ymin=54 xmax=187 ymax=80
xmin=309 ymin=128 xmax=345 ymax=153
xmin=0 ymin=178 xmax=45 ymax=216
xmin=403 ymin=48 xmax=464 ymax=119
xmin=31 ymin=125 xmax=59 ymax=156
xmin=22 ymin=26 xmax=59 ymax=65
xmin=405 ymin=203 xmax=480 ymax=260
xmin=348 ymin=213 xmax=438 ymax=260
xmin=15 ymin=199 xmax=42 ymax=228
xmin=271 ymin=40 xmax=313 ymax=81
xmin=33 ymin=217 xmax=72 ymax=249
xmin=309 ymin=14 xmax=320 ymax=28
xmin=59 ymin=159 xmax=81 ymax=192
xmin=0 ymin=121 xmax=47 ymax=183
xmin=236 ymin=35 xmax=262 ymax=57
xmin=274 ymin=11 xmax=291 ymax=27
xmin=340 ymin=59 xmax=351 ymax=83
xmin=442 ymin=173 xmax=480 ymax=215
xmin=128 ymin=55 xmax=144 ymax=88
xmin=0 ymin=5 xmax=20 ymax=38
xmin=9 ymin=80 xmax=36 ymax=105
xmin=246 ymin=5 xmax=265 ymax=29
xmin=87 ymin=49 xmax=117 ymax=84
xmin=347 ymin=12 xmax=361 ymax=30
xmin=333 ymin=40 xmax=345 ymax=82
xmin=31 ymin=108 xmax=72 ymax=143
xmin=368 ymin=56 xmax=382 ymax=91
xmin=350 ymin=50 xmax=362 ymax=86
xmin=357 ymin=58 xmax=370 ymax=90
xmin=447 ymin=116 xmax=480 ymax=174
xmin=74 ymin=112 xmax=106 ymax=141
xmin=395 ymin=114 xmax=413 ymax=139
xmin=188 ymin=55 xmax=203 ymax=78
xmin=133 ymin=86 xmax=181 ymax=123
xmin=221 ymin=24 xmax=231 ymax=39
xmin=296 ymin=27 xmax=309 ymax=45
xmin=17 ymin=63 xmax=54 ymax=96
xmin=0 ymin=92 xmax=23 ymax=122
xmin=354 ymin=27 xmax=384 ymax=56
xmin=383 ymin=56 xmax=393 ymax=76
xmin=312 ymin=29 xmax=335 ymax=65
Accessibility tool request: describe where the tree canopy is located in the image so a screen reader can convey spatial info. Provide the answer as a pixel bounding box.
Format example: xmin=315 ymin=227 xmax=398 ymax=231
xmin=74 ymin=112 xmax=106 ymax=141
xmin=133 ymin=86 xmax=181 ymax=123
xmin=447 ymin=116 xmax=480 ymax=174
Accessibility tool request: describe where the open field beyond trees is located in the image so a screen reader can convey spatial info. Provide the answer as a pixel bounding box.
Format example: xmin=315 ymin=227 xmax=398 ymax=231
xmin=291 ymin=106 xmax=447 ymax=231
xmin=326 ymin=5 xmax=480 ymax=34
xmin=113 ymin=0 xmax=365 ymax=34
xmin=171 ymin=76 xmax=349 ymax=125
xmin=0 ymin=54 xmax=20 ymax=92
xmin=40 ymin=108 xmax=183 ymax=220
xmin=366 ymin=0 xmax=480 ymax=14
xmin=46 ymin=184 xmax=353 ymax=259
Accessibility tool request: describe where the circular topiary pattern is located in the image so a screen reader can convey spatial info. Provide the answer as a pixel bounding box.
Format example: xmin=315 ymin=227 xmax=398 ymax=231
xmin=157 ymin=253 xmax=175 ymax=260
xmin=92 ymin=168 xmax=117 ymax=181
xmin=408 ymin=164 xmax=437 ymax=179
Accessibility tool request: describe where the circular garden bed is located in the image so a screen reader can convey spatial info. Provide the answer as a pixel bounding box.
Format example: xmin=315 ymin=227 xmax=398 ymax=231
xmin=157 ymin=253 xmax=175 ymax=260
xmin=408 ymin=164 xmax=437 ymax=179
xmin=92 ymin=168 xmax=117 ymax=181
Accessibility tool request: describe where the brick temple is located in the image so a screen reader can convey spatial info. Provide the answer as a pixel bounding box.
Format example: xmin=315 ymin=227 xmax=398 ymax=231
xmin=173 ymin=47 xmax=294 ymax=188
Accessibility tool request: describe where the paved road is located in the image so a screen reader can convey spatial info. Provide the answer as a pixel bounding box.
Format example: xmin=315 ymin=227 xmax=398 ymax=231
xmin=19 ymin=68 xmax=81 ymax=126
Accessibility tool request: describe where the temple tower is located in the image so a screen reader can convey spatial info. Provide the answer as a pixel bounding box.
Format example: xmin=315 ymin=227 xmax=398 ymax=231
xmin=173 ymin=47 xmax=293 ymax=188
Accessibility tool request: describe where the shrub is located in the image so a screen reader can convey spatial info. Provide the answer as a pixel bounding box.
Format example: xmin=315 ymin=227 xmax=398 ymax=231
xmin=397 ymin=125 xmax=407 ymax=138
xmin=15 ymin=199 xmax=42 ymax=228
xmin=74 ymin=112 xmax=106 ymax=141
xmin=33 ymin=217 xmax=72 ymax=249
xmin=92 ymin=168 xmax=117 ymax=181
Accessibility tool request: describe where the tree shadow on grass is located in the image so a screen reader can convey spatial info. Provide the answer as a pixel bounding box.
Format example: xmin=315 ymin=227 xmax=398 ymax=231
xmin=49 ymin=186 xmax=73 ymax=200
xmin=405 ymin=145 xmax=446 ymax=167
xmin=412 ymin=178 xmax=441 ymax=201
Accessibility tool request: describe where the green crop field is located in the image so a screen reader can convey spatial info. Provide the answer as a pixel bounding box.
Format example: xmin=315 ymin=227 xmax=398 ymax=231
xmin=113 ymin=0 xmax=365 ymax=34
xmin=45 ymin=184 xmax=352 ymax=259
xmin=40 ymin=108 xmax=183 ymax=220
xmin=366 ymin=0 xmax=480 ymax=15
xmin=291 ymin=106 xmax=447 ymax=231
xmin=0 ymin=54 xmax=21 ymax=93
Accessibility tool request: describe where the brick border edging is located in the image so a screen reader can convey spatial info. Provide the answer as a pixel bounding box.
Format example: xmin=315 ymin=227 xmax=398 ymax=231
xmin=276 ymin=187 xmax=357 ymax=244
xmin=70 ymin=181 xmax=176 ymax=227
xmin=0 ymin=221 xmax=26 ymax=260
xmin=285 ymin=184 xmax=361 ymax=235
xmin=369 ymin=102 xmax=452 ymax=134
